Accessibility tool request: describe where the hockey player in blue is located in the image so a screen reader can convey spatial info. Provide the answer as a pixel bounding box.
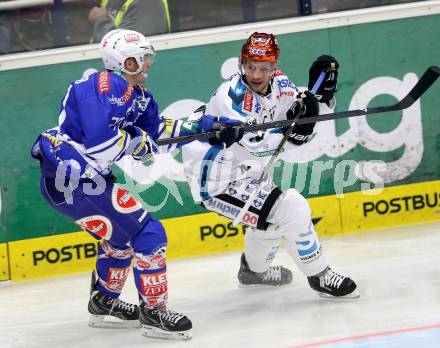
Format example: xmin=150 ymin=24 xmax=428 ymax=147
xmin=31 ymin=29 xmax=243 ymax=340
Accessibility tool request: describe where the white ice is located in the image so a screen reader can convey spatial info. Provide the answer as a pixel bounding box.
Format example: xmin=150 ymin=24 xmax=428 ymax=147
xmin=1 ymin=221 xmax=439 ymax=348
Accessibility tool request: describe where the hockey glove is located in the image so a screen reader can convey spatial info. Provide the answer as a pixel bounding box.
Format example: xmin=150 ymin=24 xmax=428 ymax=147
xmin=308 ymin=55 xmax=339 ymax=103
xmin=124 ymin=125 xmax=157 ymax=161
xmin=282 ymin=91 xmax=319 ymax=145
xmin=198 ymin=115 xmax=244 ymax=148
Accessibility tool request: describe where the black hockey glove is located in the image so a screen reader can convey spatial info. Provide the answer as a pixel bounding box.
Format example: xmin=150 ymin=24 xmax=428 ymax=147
xmin=308 ymin=55 xmax=339 ymax=103
xmin=196 ymin=114 xmax=244 ymax=148
xmin=282 ymin=91 xmax=319 ymax=145
xmin=209 ymin=119 xmax=244 ymax=148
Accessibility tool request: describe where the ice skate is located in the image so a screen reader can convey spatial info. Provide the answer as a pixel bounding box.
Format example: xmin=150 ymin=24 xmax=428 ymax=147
xmin=237 ymin=253 xmax=293 ymax=286
xmin=139 ymin=305 xmax=192 ymax=340
xmin=308 ymin=267 xmax=359 ymax=298
xmin=88 ymin=271 xmax=140 ymax=329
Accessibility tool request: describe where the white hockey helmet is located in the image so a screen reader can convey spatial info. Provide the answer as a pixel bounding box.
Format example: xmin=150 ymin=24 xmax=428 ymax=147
xmin=100 ymin=29 xmax=156 ymax=75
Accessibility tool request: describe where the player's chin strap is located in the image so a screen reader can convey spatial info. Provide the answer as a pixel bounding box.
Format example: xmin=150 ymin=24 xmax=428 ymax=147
xmin=231 ymin=70 xmax=327 ymax=227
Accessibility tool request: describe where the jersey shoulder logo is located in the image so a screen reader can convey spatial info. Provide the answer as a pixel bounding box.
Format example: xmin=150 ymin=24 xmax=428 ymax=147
xmin=98 ymin=71 xmax=110 ymax=94
xmin=243 ymin=91 xmax=253 ymax=112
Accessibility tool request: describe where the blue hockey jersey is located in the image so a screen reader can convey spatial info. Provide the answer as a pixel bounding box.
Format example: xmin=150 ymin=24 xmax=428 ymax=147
xmin=31 ymin=70 xmax=190 ymax=180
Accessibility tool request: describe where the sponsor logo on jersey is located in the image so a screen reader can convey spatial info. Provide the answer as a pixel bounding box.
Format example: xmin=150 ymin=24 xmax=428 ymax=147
xmin=243 ymin=91 xmax=253 ymax=112
xmin=276 ymin=91 xmax=295 ymax=100
xmin=277 ymin=79 xmax=293 ymax=89
xmin=98 ymin=71 xmax=110 ymax=94
xmin=108 ymin=85 xmax=134 ymax=106
xmin=122 ymin=85 xmax=134 ymax=103
xmin=105 ymin=267 xmax=130 ymax=292
xmin=111 ymin=186 xmax=142 ymax=214
xmin=140 ymin=270 xmax=168 ymax=299
xmin=250 ymin=149 xmax=284 ymax=157
xmin=75 ymin=215 xmax=112 ymax=239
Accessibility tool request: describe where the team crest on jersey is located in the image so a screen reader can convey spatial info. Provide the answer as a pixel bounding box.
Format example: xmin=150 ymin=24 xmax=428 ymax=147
xmin=111 ymin=186 xmax=142 ymax=214
xmin=243 ymin=91 xmax=253 ymax=112
xmin=76 ymin=215 xmax=112 ymax=239
xmin=98 ymin=71 xmax=110 ymax=94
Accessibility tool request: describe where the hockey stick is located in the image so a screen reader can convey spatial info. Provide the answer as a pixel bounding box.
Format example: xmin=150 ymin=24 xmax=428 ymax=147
xmin=156 ymin=65 xmax=440 ymax=146
xmin=231 ymin=71 xmax=327 ymax=227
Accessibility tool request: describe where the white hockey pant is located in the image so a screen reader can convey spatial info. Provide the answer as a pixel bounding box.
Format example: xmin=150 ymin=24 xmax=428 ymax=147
xmin=245 ymin=189 xmax=328 ymax=276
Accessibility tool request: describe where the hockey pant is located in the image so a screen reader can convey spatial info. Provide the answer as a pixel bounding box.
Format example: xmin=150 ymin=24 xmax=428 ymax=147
xmin=40 ymin=176 xmax=168 ymax=307
xmin=203 ymin=177 xmax=328 ymax=276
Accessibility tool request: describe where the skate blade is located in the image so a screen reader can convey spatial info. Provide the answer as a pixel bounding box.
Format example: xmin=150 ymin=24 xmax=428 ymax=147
xmin=142 ymin=326 xmax=192 ymax=340
xmin=316 ymin=290 xmax=360 ymax=299
xmin=88 ymin=314 xmax=141 ymax=329
xmin=238 ymin=281 xmax=292 ymax=288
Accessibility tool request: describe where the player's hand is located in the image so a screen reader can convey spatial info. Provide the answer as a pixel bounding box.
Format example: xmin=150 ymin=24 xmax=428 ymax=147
xmin=308 ymin=55 xmax=339 ymax=103
xmin=198 ymin=115 xmax=244 ymax=148
xmin=124 ymin=126 xmax=157 ymax=161
xmin=283 ymin=91 xmax=319 ymax=145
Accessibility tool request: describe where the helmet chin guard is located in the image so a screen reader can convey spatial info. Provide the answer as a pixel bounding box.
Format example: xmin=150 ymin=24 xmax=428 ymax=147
xmin=100 ymin=29 xmax=156 ymax=75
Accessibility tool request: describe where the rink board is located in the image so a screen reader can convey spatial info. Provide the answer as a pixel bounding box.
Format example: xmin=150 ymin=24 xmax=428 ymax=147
xmin=0 ymin=243 xmax=9 ymax=281
xmin=7 ymin=181 xmax=440 ymax=280
xmin=6 ymin=195 xmax=341 ymax=280
xmin=8 ymin=232 xmax=100 ymax=280
xmin=341 ymin=181 xmax=440 ymax=232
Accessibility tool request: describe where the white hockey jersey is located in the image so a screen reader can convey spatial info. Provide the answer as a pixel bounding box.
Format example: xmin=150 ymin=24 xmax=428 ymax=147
xmin=182 ymin=71 xmax=333 ymax=202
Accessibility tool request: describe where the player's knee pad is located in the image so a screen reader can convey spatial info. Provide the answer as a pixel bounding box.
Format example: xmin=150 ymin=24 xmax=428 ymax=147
xmin=273 ymin=190 xmax=327 ymax=275
xmin=95 ymin=240 xmax=134 ymax=297
xmin=269 ymin=188 xmax=312 ymax=237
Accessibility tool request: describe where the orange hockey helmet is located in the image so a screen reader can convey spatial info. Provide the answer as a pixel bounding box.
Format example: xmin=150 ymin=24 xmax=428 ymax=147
xmin=241 ymin=32 xmax=280 ymax=63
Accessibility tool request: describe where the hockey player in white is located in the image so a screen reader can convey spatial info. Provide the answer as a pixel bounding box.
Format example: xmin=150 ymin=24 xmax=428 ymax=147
xmin=182 ymin=32 xmax=359 ymax=298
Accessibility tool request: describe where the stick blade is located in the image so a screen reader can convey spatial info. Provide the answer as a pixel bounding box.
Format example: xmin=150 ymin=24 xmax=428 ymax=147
xmin=395 ymin=65 xmax=440 ymax=109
